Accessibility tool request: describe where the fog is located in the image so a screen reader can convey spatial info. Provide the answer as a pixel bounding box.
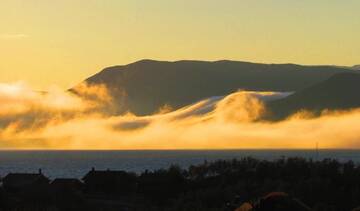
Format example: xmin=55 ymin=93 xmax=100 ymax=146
xmin=0 ymin=82 xmax=359 ymax=149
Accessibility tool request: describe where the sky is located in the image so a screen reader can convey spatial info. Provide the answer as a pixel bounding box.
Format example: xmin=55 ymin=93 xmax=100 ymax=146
xmin=0 ymin=0 xmax=360 ymax=89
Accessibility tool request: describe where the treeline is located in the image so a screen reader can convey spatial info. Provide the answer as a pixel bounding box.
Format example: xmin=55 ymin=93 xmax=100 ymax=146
xmin=138 ymin=157 xmax=360 ymax=210
xmin=1 ymin=157 xmax=360 ymax=210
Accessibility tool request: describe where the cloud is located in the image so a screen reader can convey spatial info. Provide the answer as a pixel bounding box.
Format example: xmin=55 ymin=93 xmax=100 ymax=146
xmin=0 ymin=83 xmax=360 ymax=150
xmin=0 ymin=34 xmax=28 ymax=40
xmin=0 ymin=82 xmax=111 ymax=132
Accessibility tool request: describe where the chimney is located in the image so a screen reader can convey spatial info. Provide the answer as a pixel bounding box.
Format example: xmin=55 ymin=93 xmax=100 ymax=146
xmin=91 ymin=167 xmax=95 ymax=172
xmin=39 ymin=168 xmax=42 ymax=174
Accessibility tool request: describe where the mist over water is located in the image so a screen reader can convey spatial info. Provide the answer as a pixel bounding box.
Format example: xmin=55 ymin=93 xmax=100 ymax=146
xmin=0 ymin=82 xmax=360 ymax=149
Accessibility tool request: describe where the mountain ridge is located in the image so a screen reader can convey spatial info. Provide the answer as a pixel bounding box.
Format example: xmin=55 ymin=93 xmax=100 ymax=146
xmin=267 ymin=72 xmax=360 ymax=120
xmin=77 ymin=60 xmax=357 ymax=115
xmin=352 ymin=65 xmax=360 ymax=70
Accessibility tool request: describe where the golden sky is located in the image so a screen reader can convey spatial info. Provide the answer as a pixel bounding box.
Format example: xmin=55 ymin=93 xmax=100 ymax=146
xmin=0 ymin=0 xmax=359 ymax=89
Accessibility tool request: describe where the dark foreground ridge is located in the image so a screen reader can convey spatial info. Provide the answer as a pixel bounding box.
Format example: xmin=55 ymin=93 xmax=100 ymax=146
xmin=1 ymin=157 xmax=360 ymax=211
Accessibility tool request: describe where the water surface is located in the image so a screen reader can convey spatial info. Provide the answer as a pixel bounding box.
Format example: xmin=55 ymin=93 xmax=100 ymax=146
xmin=0 ymin=150 xmax=359 ymax=179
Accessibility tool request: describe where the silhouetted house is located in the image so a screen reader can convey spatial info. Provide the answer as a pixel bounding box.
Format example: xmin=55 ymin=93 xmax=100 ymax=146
xmin=82 ymin=168 xmax=137 ymax=195
xmin=50 ymin=178 xmax=84 ymax=192
xmin=2 ymin=169 xmax=50 ymax=193
xmin=50 ymin=179 xmax=85 ymax=207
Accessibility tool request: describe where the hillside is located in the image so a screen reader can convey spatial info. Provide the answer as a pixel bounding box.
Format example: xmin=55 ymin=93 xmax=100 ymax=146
xmin=352 ymin=65 xmax=360 ymax=70
xmin=78 ymin=60 xmax=355 ymax=115
xmin=267 ymin=73 xmax=360 ymax=120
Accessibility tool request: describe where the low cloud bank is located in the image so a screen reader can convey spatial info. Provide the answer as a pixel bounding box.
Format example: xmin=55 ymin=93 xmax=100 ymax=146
xmin=0 ymin=82 xmax=359 ymax=149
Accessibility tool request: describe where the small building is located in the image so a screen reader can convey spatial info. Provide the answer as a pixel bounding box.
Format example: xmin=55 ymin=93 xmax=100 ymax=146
xmin=82 ymin=168 xmax=137 ymax=195
xmin=2 ymin=169 xmax=50 ymax=193
xmin=50 ymin=178 xmax=85 ymax=206
xmin=50 ymin=178 xmax=84 ymax=192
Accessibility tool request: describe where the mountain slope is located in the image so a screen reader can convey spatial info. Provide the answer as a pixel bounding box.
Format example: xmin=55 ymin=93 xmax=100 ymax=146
xmin=267 ymin=73 xmax=360 ymax=120
xmin=79 ymin=60 xmax=356 ymax=115
xmin=352 ymin=65 xmax=360 ymax=70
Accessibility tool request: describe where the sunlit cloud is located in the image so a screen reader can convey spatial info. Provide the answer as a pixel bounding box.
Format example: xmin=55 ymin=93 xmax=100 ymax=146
xmin=0 ymin=83 xmax=360 ymax=150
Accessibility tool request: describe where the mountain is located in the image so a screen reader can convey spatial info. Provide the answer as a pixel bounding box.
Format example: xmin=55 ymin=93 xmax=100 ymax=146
xmin=78 ymin=59 xmax=356 ymax=115
xmin=352 ymin=65 xmax=360 ymax=70
xmin=267 ymin=73 xmax=360 ymax=120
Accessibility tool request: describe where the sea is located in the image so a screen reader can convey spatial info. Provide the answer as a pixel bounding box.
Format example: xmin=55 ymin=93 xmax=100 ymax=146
xmin=0 ymin=150 xmax=359 ymax=179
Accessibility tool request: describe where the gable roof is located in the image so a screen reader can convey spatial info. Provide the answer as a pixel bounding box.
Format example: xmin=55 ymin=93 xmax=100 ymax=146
xmin=51 ymin=178 xmax=83 ymax=190
xmin=3 ymin=173 xmax=50 ymax=187
xmin=51 ymin=178 xmax=82 ymax=185
xmin=82 ymin=169 xmax=135 ymax=182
